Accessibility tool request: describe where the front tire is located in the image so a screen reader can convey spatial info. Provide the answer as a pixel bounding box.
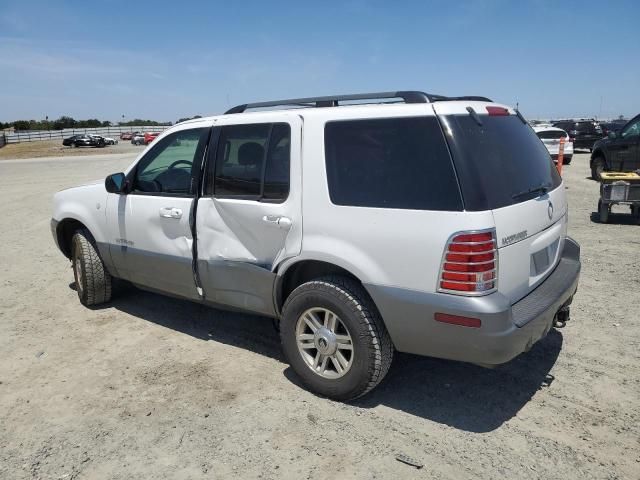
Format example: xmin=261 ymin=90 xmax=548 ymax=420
xmin=71 ymin=229 xmax=112 ymax=306
xmin=280 ymin=276 xmax=393 ymax=401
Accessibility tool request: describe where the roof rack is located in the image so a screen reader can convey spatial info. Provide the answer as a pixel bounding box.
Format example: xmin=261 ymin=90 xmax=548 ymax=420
xmin=224 ymin=91 xmax=493 ymax=114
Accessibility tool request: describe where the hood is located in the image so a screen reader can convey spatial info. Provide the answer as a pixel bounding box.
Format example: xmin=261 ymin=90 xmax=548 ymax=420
xmin=57 ymin=178 xmax=103 ymax=193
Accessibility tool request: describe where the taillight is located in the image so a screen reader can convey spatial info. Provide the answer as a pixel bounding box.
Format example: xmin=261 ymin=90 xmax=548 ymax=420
xmin=438 ymin=230 xmax=497 ymax=294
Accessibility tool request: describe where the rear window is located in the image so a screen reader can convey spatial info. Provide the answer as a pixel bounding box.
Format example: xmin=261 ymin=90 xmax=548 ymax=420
xmin=536 ymin=130 xmax=566 ymax=140
xmin=443 ymin=114 xmax=562 ymax=211
xmin=576 ymin=122 xmax=598 ymax=133
xmin=324 ymin=117 xmax=462 ymax=211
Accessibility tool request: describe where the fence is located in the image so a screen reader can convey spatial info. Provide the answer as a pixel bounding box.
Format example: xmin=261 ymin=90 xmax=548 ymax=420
xmin=4 ymin=125 xmax=172 ymax=144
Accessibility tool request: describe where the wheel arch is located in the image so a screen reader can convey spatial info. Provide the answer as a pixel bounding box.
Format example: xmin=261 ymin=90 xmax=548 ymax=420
xmin=274 ymin=259 xmax=368 ymax=317
xmin=56 ymin=217 xmax=90 ymax=259
xmin=590 ymin=148 xmax=606 ymax=168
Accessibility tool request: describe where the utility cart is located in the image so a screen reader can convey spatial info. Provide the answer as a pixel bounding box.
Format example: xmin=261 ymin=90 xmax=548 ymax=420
xmin=598 ymin=172 xmax=640 ymax=223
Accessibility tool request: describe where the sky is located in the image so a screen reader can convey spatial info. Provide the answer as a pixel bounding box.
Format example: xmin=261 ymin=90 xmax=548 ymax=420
xmin=0 ymin=0 xmax=638 ymax=123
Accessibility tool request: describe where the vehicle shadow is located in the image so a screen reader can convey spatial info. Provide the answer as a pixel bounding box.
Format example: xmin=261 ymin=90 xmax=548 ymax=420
xmin=102 ymin=285 xmax=285 ymax=362
xmin=97 ymin=285 xmax=563 ymax=433
xmin=350 ymin=329 xmax=562 ymax=433
xmin=589 ymin=211 xmax=639 ymax=225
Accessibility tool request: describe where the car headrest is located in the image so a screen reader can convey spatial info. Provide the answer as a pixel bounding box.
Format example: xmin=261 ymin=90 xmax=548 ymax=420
xmin=238 ymin=142 xmax=264 ymax=167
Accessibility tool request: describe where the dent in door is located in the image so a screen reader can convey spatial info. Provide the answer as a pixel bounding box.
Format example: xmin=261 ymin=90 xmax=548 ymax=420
xmin=197 ymin=198 xmax=291 ymax=317
xmin=198 ymin=258 xmax=276 ymax=316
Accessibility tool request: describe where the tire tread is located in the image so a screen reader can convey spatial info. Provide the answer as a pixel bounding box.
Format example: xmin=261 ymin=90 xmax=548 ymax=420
xmin=73 ymin=229 xmax=112 ymax=306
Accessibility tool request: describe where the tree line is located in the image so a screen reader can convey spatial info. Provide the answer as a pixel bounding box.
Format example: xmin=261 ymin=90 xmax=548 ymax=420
xmin=0 ymin=116 xmax=174 ymax=131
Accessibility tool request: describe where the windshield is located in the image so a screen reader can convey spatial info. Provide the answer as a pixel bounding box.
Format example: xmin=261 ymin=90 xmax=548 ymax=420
xmin=442 ymin=114 xmax=562 ymax=210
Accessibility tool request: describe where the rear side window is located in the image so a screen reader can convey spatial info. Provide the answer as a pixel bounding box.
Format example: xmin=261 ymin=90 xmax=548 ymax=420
xmin=324 ymin=117 xmax=463 ymax=211
xmin=211 ymin=123 xmax=290 ymax=202
xmin=444 ymin=114 xmax=562 ymax=210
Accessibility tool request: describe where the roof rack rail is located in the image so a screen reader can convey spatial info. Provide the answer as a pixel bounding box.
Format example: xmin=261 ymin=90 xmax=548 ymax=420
xmin=224 ymin=91 xmax=492 ymax=114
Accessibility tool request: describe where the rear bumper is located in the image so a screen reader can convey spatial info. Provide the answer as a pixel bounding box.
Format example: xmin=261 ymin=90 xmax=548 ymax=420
xmin=366 ymin=237 xmax=581 ymax=366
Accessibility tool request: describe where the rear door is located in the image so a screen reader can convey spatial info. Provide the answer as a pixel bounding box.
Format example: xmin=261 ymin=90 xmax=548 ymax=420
xmin=196 ymin=114 xmax=302 ymax=316
xmin=437 ymin=104 xmax=565 ymax=303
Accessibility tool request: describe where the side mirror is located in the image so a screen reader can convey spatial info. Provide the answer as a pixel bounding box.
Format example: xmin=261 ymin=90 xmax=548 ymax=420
xmin=608 ymin=131 xmax=617 ymax=139
xmin=105 ymin=172 xmax=128 ymax=194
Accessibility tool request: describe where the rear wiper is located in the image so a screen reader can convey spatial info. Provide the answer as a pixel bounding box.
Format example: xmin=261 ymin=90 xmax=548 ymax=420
xmin=512 ymin=183 xmax=550 ymax=200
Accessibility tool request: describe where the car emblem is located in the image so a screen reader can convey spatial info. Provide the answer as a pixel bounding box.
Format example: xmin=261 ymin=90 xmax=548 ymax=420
xmin=548 ymin=201 xmax=554 ymax=220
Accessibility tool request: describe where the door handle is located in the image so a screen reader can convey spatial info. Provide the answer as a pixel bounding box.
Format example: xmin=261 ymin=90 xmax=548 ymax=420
xmin=159 ymin=207 xmax=182 ymax=219
xmin=262 ymin=215 xmax=292 ymax=229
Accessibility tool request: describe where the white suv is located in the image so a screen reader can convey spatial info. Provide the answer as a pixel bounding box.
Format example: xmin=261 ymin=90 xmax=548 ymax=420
xmin=51 ymin=91 xmax=581 ymax=400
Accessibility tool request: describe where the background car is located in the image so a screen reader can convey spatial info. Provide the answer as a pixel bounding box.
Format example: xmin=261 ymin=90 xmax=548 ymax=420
xmin=599 ymin=119 xmax=628 ymax=137
xmin=62 ymin=134 xmax=105 ymax=148
xmin=144 ymin=132 xmax=160 ymax=145
xmin=120 ymin=132 xmax=133 ymax=140
xmin=89 ymin=135 xmax=116 ymax=146
xmin=131 ymin=133 xmax=145 ymax=145
xmin=97 ymin=135 xmax=118 ymax=145
xmin=552 ymin=119 xmax=603 ymax=151
xmin=62 ymin=135 xmax=81 ymax=146
xmin=534 ymin=126 xmax=574 ymax=164
xmin=590 ymin=114 xmax=640 ymax=179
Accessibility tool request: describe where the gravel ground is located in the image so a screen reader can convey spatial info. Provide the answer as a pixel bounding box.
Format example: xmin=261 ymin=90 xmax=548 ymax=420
xmin=0 ymin=152 xmax=638 ymax=479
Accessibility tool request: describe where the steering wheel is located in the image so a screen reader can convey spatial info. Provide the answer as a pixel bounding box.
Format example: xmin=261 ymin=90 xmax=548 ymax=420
xmin=168 ymin=160 xmax=192 ymax=169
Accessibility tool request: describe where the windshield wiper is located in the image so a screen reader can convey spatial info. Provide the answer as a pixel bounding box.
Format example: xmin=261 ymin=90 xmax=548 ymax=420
xmin=512 ymin=183 xmax=550 ymax=200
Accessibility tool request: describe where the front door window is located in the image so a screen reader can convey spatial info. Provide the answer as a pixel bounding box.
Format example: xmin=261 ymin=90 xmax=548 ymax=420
xmin=133 ymin=128 xmax=208 ymax=195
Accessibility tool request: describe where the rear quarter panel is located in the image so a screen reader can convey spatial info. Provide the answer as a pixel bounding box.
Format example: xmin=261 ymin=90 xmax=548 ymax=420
xmin=298 ymin=105 xmax=495 ymax=293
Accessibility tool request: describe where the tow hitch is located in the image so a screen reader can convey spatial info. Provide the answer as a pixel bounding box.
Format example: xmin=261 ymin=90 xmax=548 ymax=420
xmin=554 ymin=306 xmax=570 ymax=329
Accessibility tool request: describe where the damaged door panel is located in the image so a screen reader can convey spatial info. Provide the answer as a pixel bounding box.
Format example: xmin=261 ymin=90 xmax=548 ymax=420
xmin=196 ymin=116 xmax=302 ymax=315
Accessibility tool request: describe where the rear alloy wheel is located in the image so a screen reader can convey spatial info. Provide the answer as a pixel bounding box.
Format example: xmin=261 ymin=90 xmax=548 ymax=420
xmin=591 ymin=157 xmax=605 ymax=180
xmin=295 ymin=307 xmax=355 ymax=379
xmin=280 ymin=276 xmax=393 ymax=401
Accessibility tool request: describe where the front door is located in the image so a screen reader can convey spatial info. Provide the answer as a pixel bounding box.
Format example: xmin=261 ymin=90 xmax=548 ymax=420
xmin=609 ymin=116 xmax=640 ymax=171
xmin=196 ymin=116 xmax=302 ymax=316
xmin=106 ymin=126 xmax=210 ymax=300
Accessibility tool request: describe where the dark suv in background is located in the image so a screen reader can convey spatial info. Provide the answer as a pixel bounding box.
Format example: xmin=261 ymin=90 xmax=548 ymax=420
xmin=590 ymin=114 xmax=640 ymax=180
xmin=552 ymin=120 xmax=603 ymax=151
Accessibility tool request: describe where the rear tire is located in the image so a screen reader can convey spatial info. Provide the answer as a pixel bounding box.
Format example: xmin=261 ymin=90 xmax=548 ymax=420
xmin=280 ymin=276 xmax=393 ymax=401
xmin=591 ymin=157 xmax=605 ymax=180
xmin=71 ymin=229 xmax=112 ymax=306
xmin=562 ymin=155 xmax=572 ymax=165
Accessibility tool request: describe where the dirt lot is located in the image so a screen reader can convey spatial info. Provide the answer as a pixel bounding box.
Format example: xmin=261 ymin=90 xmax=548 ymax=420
xmin=0 ymin=139 xmax=142 ymax=160
xmin=0 ymin=152 xmax=638 ymax=479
